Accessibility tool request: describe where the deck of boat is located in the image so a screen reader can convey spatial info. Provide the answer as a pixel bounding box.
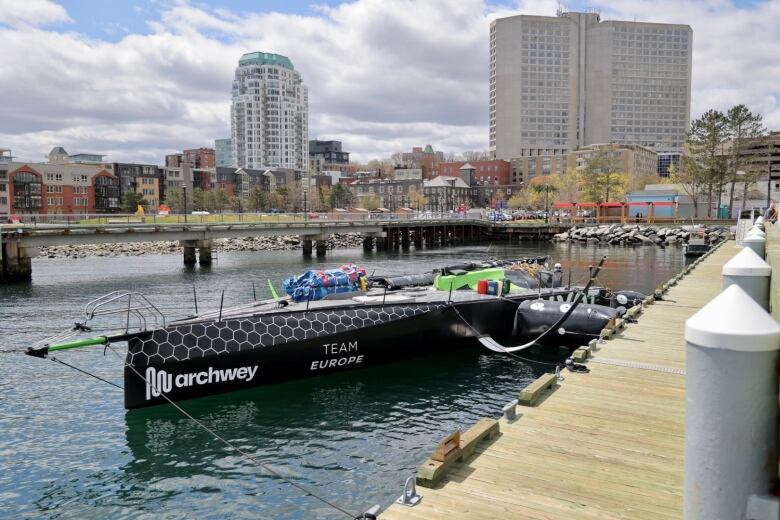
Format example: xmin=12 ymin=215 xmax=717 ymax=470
xmin=380 ymin=241 xmax=735 ymax=520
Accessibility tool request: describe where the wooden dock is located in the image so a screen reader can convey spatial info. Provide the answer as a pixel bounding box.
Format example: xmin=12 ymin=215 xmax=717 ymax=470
xmin=381 ymin=241 xmax=736 ymax=520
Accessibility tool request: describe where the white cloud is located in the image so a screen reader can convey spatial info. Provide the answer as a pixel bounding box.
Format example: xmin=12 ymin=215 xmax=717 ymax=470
xmin=0 ymin=0 xmax=72 ymax=27
xmin=0 ymin=0 xmax=778 ymax=165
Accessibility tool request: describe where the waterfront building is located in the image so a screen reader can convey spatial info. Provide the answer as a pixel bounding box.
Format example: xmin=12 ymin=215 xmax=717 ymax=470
xmin=393 ymin=167 xmax=423 ymax=181
xmin=490 ymin=11 xmax=692 ymax=172
xmin=111 ymin=163 xmax=163 ymax=210
xmin=309 ymin=140 xmax=355 ymax=175
xmin=166 ymin=148 xmax=215 ymax=169
xmin=0 ymin=148 xmax=11 ymax=217
xmin=47 ymin=146 xmax=106 ymax=165
xmin=401 ymin=145 xmax=445 ymax=180
xmin=437 ymin=160 xmax=511 ymax=186
xmin=423 ymin=176 xmax=471 ymax=212
xmin=6 ymin=162 xmax=120 ymax=215
xmin=215 ymin=138 xmax=235 ymax=167
xmin=231 ymin=52 xmax=309 ymax=174
xmin=349 ymin=178 xmax=422 ymax=210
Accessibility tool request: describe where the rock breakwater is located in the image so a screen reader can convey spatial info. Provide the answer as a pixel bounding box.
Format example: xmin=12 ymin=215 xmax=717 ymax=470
xmin=552 ymin=224 xmax=730 ymax=246
xmin=38 ymin=233 xmax=365 ymax=260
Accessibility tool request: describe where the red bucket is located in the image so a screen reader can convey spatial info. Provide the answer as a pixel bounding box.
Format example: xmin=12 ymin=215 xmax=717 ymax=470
xmin=476 ymin=279 xmax=488 ymax=295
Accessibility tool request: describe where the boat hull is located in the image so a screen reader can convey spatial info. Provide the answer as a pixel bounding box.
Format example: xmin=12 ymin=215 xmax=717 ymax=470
xmin=124 ymin=299 xmax=522 ymax=409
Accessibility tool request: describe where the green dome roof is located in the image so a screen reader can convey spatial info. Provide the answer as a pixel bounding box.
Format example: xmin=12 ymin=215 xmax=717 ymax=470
xmin=424 ymin=144 xmax=434 ymax=153
xmin=238 ymin=52 xmax=294 ymax=70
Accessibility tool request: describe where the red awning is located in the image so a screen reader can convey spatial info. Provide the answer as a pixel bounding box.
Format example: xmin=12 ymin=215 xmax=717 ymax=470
xmin=599 ymin=202 xmax=624 ymax=207
xmin=576 ymin=202 xmax=597 ymax=207
xmin=552 ymin=202 xmax=575 ymax=208
xmin=650 ymin=201 xmax=676 ymax=206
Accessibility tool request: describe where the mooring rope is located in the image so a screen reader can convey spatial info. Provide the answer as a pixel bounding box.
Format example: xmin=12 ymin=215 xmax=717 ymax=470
xmin=104 ymin=344 xmax=366 ymax=520
xmin=50 ymin=356 xmax=124 ymax=390
xmin=450 ymin=305 xmax=563 ymax=368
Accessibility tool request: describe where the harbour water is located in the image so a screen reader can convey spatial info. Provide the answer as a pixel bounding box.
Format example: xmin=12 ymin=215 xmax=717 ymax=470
xmin=0 ymin=242 xmax=685 ymax=519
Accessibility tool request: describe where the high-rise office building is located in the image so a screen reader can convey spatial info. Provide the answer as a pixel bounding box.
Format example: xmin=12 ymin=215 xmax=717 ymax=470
xmin=489 ymin=11 xmax=692 ymax=163
xmin=231 ymin=52 xmax=309 ymax=173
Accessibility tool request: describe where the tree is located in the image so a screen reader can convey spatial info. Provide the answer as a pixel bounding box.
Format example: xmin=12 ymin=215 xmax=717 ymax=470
xmin=248 ymin=187 xmax=271 ymax=212
xmin=459 ymin=150 xmax=490 ymax=162
xmin=723 ymin=105 xmax=765 ymax=213
xmin=360 ymin=193 xmax=381 ymax=211
xmin=163 ymin=187 xmax=186 ymax=213
xmin=330 ymin=183 xmax=354 ymax=209
xmin=214 ymin=189 xmax=230 ymax=212
xmin=672 ymin=154 xmax=708 ymax=218
xmin=311 ymin=185 xmax=332 ymax=212
xmin=411 ymin=192 xmax=426 ymax=211
xmin=122 ymin=192 xmax=148 ymax=214
xmin=366 ymin=159 xmax=394 ymax=178
xmin=529 ymin=176 xmax=559 ymax=212
xmin=273 ymin=186 xmax=289 ymax=211
xmin=686 ymin=109 xmax=729 ymax=217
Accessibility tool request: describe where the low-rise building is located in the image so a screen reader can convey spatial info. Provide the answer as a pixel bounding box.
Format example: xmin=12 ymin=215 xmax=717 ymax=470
xmin=393 ymin=167 xmax=423 ymax=180
xmin=401 ymin=145 xmax=444 ymax=180
xmin=111 ymin=163 xmax=163 ymax=210
xmin=423 ymin=176 xmax=471 ymax=212
xmin=0 ymin=148 xmax=11 ymax=217
xmin=349 ymin=178 xmax=422 ymax=210
xmin=437 ymin=160 xmax=511 ymax=186
xmin=6 ymin=162 xmax=120 ymax=215
xmin=309 ymin=140 xmax=356 ymax=175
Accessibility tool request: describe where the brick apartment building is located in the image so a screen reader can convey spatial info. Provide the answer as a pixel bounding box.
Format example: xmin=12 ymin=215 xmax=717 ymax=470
xmin=401 ymin=145 xmax=445 ymax=180
xmin=6 ymin=163 xmax=120 ymax=215
xmin=436 ymin=160 xmax=511 ymax=186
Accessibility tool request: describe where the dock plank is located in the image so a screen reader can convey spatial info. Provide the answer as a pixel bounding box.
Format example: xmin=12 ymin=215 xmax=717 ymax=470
xmin=381 ymin=242 xmax=735 ymax=520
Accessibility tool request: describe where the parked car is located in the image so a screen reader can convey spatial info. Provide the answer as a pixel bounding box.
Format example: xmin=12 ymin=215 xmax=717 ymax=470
xmin=269 ymin=208 xmax=285 ymax=214
xmin=307 ymin=212 xmax=319 ymax=219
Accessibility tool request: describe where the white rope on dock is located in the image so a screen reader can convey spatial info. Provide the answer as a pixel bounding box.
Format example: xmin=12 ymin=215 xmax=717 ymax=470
xmin=589 ymin=357 xmax=685 ymax=375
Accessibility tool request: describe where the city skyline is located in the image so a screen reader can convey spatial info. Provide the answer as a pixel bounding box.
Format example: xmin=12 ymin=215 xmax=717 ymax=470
xmin=1 ymin=0 xmax=778 ymax=165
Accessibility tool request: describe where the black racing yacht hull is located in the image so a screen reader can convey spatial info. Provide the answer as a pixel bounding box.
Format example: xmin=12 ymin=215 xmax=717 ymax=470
xmin=124 ymin=291 xmax=575 ymax=409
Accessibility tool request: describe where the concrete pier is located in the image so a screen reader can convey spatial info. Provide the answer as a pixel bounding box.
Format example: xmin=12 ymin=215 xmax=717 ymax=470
xmin=363 ymin=236 xmax=374 ymax=252
xmin=198 ymin=239 xmax=213 ymax=265
xmin=302 ymin=239 xmax=313 ymax=256
xmin=315 ymin=240 xmax=328 ymax=257
xmin=0 ymin=239 xmax=36 ymax=282
xmin=182 ymin=240 xmax=197 ymax=265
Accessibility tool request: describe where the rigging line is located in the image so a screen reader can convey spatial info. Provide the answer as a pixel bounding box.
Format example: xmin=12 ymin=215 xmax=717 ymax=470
xmin=104 ymin=344 xmax=361 ymax=520
xmin=49 ymin=356 xmax=123 ymax=390
xmin=449 ymin=305 xmax=561 ymax=367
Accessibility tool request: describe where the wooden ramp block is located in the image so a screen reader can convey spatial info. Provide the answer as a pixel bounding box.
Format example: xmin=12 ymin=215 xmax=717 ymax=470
xmin=572 ymin=346 xmax=590 ymax=362
xmin=416 ymin=418 xmax=500 ymax=488
xmin=518 ymin=372 xmax=558 ymax=406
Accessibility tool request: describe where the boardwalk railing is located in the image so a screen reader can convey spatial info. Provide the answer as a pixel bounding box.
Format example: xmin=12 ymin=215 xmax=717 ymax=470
xmin=683 ymin=216 xmax=780 ymax=520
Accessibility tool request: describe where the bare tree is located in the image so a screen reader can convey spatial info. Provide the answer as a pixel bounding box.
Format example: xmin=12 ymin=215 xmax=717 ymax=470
xmin=725 ymin=105 xmax=764 ymax=214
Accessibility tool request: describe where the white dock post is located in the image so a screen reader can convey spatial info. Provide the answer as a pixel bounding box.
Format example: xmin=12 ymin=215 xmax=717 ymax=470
xmin=745 ymin=233 xmax=767 ymax=259
xmin=749 ymin=225 xmax=767 ymax=238
xmin=722 ymin=247 xmax=772 ymax=311
xmin=684 ymin=285 xmax=780 ymax=520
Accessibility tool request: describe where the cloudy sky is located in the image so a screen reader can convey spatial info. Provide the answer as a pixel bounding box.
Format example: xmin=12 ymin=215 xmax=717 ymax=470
xmin=0 ymin=0 xmax=778 ymax=164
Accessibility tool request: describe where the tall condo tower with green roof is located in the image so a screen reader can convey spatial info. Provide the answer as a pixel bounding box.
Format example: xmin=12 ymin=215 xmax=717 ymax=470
xmin=230 ymin=52 xmax=309 ymax=173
